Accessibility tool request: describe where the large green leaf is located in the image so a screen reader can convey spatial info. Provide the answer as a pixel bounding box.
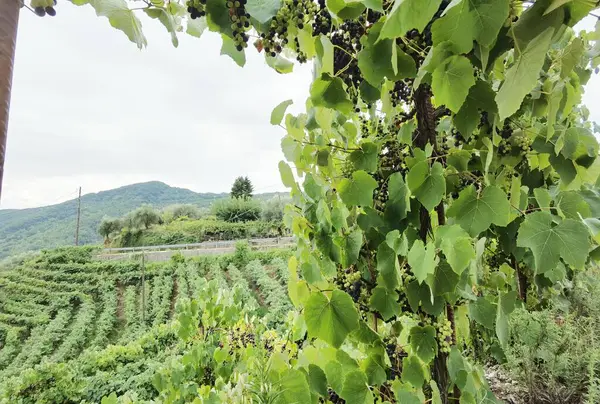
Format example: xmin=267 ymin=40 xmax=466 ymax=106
xmin=275 ymin=368 xmax=311 ymax=404
xmin=220 ymin=35 xmax=246 ymax=67
xmin=339 ymin=171 xmax=378 ymax=208
xmin=279 ymin=161 xmax=296 ymax=188
xmin=469 ymin=297 xmax=496 ymax=329
xmin=340 ymin=370 xmax=374 ymax=404
xmin=431 ymin=0 xmax=476 ymax=53
xmin=144 ymin=8 xmax=179 ymax=47
xmin=407 ymin=161 xmax=445 ymax=211
xmin=447 ymin=185 xmax=511 ymax=237
xmin=408 ymin=240 xmax=438 ymax=284
xmin=246 ymin=0 xmax=281 ymax=23
xmin=431 ymin=55 xmax=476 ymax=113
xmin=327 ymin=0 xmax=366 ymax=19
xmin=308 ymin=364 xmax=328 ymax=396
xmin=402 ymin=355 xmax=426 ymax=388
xmin=369 ymin=287 xmax=400 ymax=321
xmin=435 ymin=225 xmax=475 ymax=275
xmin=305 ymin=290 xmax=359 ymax=348
xmin=358 ymin=23 xmax=416 ymax=87
xmin=377 ymin=242 xmax=401 ymax=289
xmin=496 ymin=28 xmax=554 ymax=119
xmin=470 ymin=0 xmax=510 ymax=47
xmin=82 ymin=0 xmax=147 ymax=48
xmin=409 ymin=325 xmax=437 ymax=364
xmin=454 ymin=80 xmax=497 ymax=139
xmin=271 ymin=100 xmax=293 ymax=125
xmin=517 ymin=212 xmax=590 ymax=273
xmin=379 ymin=0 xmax=443 ymax=39
xmin=384 ymin=172 xmax=410 ymax=224
xmin=310 ymin=73 xmax=353 ymax=115
xmin=350 ymin=142 xmax=379 ymax=172
xmin=186 ymin=16 xmax=208 ymax=38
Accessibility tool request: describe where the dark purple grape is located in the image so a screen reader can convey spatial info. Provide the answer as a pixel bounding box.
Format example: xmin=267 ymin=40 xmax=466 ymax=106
xmin=34 ymin=6 xmax=46 ymax=16
xmin=45 ymin=7 xmax=56 ymax=16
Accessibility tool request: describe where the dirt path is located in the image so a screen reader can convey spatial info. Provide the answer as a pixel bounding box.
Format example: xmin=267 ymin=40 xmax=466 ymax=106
xmin=169 ymin=278 xmax=178 ymax=318
xmin=116 ymin=282 xmax=125 ymax=323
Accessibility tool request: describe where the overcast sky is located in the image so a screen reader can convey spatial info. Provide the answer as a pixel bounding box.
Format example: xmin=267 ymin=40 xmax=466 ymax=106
xmin=1 ymin=6 xmax=599 ymax=209
xmin=1 ymin=1 xmax=313 ymax=209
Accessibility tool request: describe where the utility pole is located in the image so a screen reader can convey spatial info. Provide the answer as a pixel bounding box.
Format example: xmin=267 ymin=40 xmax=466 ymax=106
xmin=75 ymin=187 xmax=81 ymax=246
xmin=0 ymin=0 xmax=20 ymax=201
xmin=141 ymin=252 xmax=146 ymax=324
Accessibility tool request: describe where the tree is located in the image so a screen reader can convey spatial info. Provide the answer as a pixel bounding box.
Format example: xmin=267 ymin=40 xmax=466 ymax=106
xmin=131 ymin=204 xmax=161 ymax=229
xmin=0 ymin=0 xmax=20 ymax=200
xmin=162 ymin=204 xmax=202 ymax=223
xmin=261 ymin=196 xmax=289 ymax=222
xmin=13 ymin=0 xmax=600 ymax=403
xmin=213 ymin=198 xmax=261 ymax=222
xmin=97 ymin=217 xmax=122 ymax=243
xmin=230 ymin=176 xmax=253 ymax=200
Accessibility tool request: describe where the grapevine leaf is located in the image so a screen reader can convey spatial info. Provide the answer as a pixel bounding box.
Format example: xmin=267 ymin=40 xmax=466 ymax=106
xmin=431 ymin=0 xmax=476 ymax=54
xmin=431 ymin=55 xmax=476 ymax=113
xmin=407 ymin=161 xmax=446 ymax=211
xmin=557 ymin=191 xmax=591 ymax=219
xmin=308 ymin=364 xmax=328 ymax=396
xmin=379 ymin=0 xmax=443 ymax=39
xmin=271 ymin=100 xmax=294 ymax=125
xmin=435 ymin=225 xmax=475 ymax=275
xmin=144 ymin=8 xmax=179 ymax=47
xmin=340 ymin=370 xmax=374 ymax=404
xmin=562 ymin=127 xmax=599 ymax=166
xmin=266 ymin=54 xmax=294 ymax=73
xmin=325 ymin=361 xmax=344 ymax=392
xmin=327 ymin=0 xmax=365 ymax=20
xmin=276 ymin=368 xmax=311 ymax=404
xmin=409 ymin=325 xmax=438 ymax=364
xmin=305 ymin=290 xmax=359 ymax=348
xmin=205 ymin=0 xmax=232 ymax=34
xmin=310 ymin=73 xmax=353 ymax=114
xmin=454 ymin=80 xmax=497 ymax=139
xmin=393 ymin=382 xmax=423 ymax=404
xmin=186 ymin=16 xmax=208 ymax=38
xmin=408 ymin=240 xmax=438 ymax=284
xmin=512 ymin=0 xmax=563 ymax=50
xmin=468 ymin=297 xmax=496 ymax=329
xmin=561 ymin=37 xmax=585 ymax=78
xmin=350 ymin=142 xmax=379 ymax=172
xmin=369 ymin=287 xmax=400 ymax=321
xmin=358 ymin=23 xmax=416 ymax=87
xmin=402 ymin=355 xmax=426 ymax=388
xmin=447 ymin=185 xmax=511 ymax=237
xmin=470 ymin=0 xmax=510 ymax=47
xmin=496 ymin=27 xmax=554 ymax=120
xmin=377 ymin=242 xmax=401 ymax=290
xmin=516 ymin=212 xmax=590 ymax=273
xmin=220 ymin=35 xmax=246 ymax=67
xmin=384 ymin=172 xmax=410 ymax=224
xmin=429 ymin=261 xmax=460 ymax=297
xmin=430 ymin=381 xmax=443 ymax=404
xmin=406 ymin=281 xmax=445 ymax=315
xmin=342 ymin=228 xmax=364 ymax=267
xmin=339 ymin=171 xmax=378 ymax=207
xmin=279 ymin=161 xmax=296 ymax=188
xmin=352 ymin=320 xmax=381 ymax=345
xmin=82 ymin=0 xmax=147 ymax=49
xmin=363 ymin=348 xmax=387 ymax=386
xmin=245 ymin=0 xmax=281 ymax=23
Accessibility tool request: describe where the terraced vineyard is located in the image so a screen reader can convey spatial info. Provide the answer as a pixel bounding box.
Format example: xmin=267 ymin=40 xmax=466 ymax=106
xmin=0 ymin=245 xmax=291 ymax=402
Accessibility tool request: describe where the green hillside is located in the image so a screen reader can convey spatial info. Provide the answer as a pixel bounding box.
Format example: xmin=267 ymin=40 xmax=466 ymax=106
xmin=0 ymin=245 xmax=293 ymax=402
xmin=0 ymin=182 xmax=283 ymax=259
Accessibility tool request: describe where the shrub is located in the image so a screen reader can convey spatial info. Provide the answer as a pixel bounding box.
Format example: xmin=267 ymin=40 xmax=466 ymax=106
xmin=212 ymin=198 xmax=261 ymax=222
xmin=260 ymin=196 xmax=289 ymax=222
xmin=161 ymin=204 xmax=203 ymax=223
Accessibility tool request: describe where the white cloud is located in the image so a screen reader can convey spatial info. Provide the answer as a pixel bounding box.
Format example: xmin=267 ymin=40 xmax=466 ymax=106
xmin=2 ymin=2 xmax=312 ymax=208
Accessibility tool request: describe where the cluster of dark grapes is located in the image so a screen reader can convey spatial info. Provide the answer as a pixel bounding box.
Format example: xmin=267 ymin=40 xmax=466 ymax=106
xmin=312 ymin=0 xmax=332 ymax=35
xmin=226 ymin=322 xmax=256 ymax=353
xmin=331 ymin=29 xmax=362 ymax=95
xmin=259 ymin=0 xmax=317 ymax=59
xmin=187 ymin=0 xmax=206 ymax=19
xmin=384 ymin=338 xmax=404 ymax=379
xmin=336 ymin=268 xmax=363 ymax=302
xmin=325 ymin=388 xmax=345 ymax=403
xmin=32 ymin=0 xmax=57 ymax=16
xmin=420 ymin=0 xmax=451 ymax=47
xmin=389 ymin=80 xmax=413 ymax=107
xmin=500 ymin=122 xmax=513 ymax=139
xmin=201 ymin=366 xmax=216 ymax=385
xmin=227 ymin=0 xmax=251 ymax=51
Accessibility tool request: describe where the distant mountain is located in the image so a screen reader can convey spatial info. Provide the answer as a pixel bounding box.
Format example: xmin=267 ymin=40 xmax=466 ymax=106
xmin=0 ymin=181 xmax=284 ymax=259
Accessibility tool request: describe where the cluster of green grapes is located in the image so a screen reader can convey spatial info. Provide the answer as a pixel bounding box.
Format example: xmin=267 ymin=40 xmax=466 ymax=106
xmin=337 ymin=268 xmax=364 ymax=303
xmin=435 ymin=319 xmax=453 ymax=354
xmin=498 ymin=138 xmax=512 ymax=156
xmin=227 ymin=0 xmax=251 ymax=51
xmin=226 ymin=320 xmax=256 ymax=353
xmin=514 ymin=133 xmax=533 ymax=156
xmin=373 ymin=176 xmax=389 ymax=212
xmin=259 ymin=0 xmax=317 ymax=59
xmin=31 ymin=0 xmax=56 ymax=16
xmin=186 ymin=0 xmax=206 ymax=19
